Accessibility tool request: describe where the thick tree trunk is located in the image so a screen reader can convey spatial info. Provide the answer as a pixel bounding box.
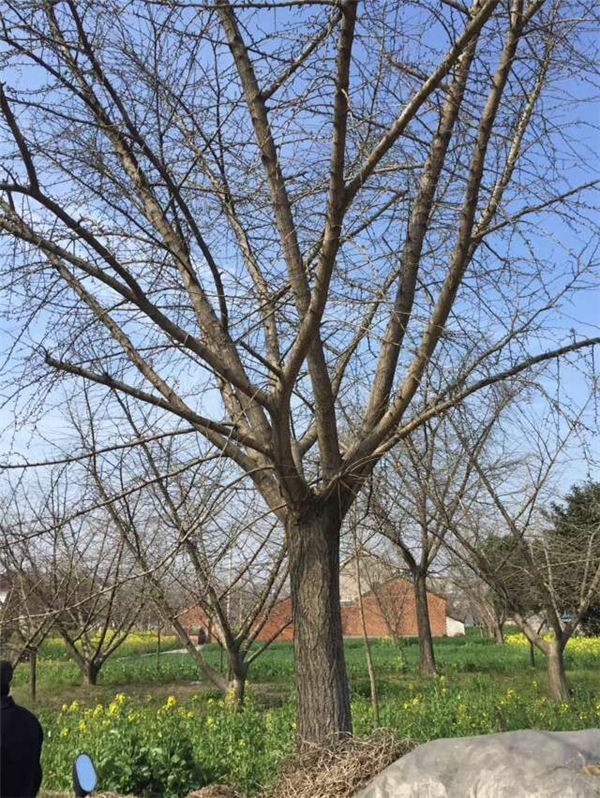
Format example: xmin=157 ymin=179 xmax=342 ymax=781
xmin=547 ymin=639 xmax=569 ymax=701
xmin=82 ymin=659 xmax=100 ymax=686
xmin=287 ymin=506 xmax=352 ymax=745
xmin=414 ymin=571 xmax=436 ymax=676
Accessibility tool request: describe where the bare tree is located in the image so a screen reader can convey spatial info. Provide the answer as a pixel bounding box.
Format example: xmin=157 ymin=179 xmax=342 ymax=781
xmin=1 ymin=0 xmax=598 ymax=741
xmin=72 ymin=394 xmax=290 ymax=705
xmin=360 ymin=558 xmax=413 ymax=649
xmin=444 ymin=555 xmax=508 ymax=643
xmin=1 ymin=476 xmax=144 ymax=685
xmin=0 ymin=568 xmax=52 ymax=667
xmin=443 ymin=404 xmax=600 ymax=700
xmin=371 ymin=409 xmax=499 ymax=674
xmin=346 ymin=504 xmax=380 ymax=726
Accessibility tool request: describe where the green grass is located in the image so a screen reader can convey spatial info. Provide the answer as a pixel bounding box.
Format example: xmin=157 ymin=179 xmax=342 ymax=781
xmin=9 ymin=631 xmax=600 ymax=798
xmin=36 ymin=632 xmax=181 ymax=661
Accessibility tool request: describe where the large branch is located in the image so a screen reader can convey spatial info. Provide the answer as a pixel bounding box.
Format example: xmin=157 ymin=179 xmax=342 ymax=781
xmin=0 ymin=199 xmax=271 ymax=407
xmin=217 ymin=0 xmax=310 ymax=314
xmin=360 ymin=26 xmax=479 ymax=432
xmin=44 ymin=352 xmax=269 ymax=458
xmin=383 ymin=336 xmax=600 ymax=457
xmin=280 ymin=1 xmax=357 ymax=475
xmin=343 ymin=0 xmax=502 ymax=206
xmin=217 ymin=0 xmax=333 ymax=491
xmin=351 ymin=0 xmax=534 ymax=461
xmin=42 ymin=4 xmax=272 ymax=438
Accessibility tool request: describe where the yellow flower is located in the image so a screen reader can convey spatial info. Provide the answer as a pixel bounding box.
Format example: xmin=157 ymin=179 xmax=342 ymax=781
xmin=78 ymin=720 xmax=86 ymax=732
xmin=60 ymin=727 xmax=69 ymax=737
xmin=69 ymin=700 xmax=79 ymax=712
xmin=223 ymin=686 xmax=239 ymax=708
xmin=61 ymin=703 xmax=69 ymax=713
xmin=93 ymin=704 xmax=103 ymax=718
xmin=206 ymin=716 xmax=215 ymax=729
xmin=165 ymin=695 xmax=177 ymax=709
xmin=114 ymin=692 xmax=126 ymax=705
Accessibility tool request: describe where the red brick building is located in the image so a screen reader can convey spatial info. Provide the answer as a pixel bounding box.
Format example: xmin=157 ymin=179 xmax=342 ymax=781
xmin=178 ymin=553 xmax=448 ymax=643
xmin=178 ymin=605 xmax=214 ymax=641
xmin=253 ymin=577 xmax=446 ymax=643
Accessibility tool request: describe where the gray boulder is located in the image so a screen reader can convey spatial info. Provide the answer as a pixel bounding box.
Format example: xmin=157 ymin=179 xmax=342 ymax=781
xmin=354 ymin=729 xmax=600 ymax=798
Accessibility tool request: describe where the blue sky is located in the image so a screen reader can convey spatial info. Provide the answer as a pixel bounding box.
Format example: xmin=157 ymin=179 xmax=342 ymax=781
xmin=0 ymin=1 xmax=598 ymax=498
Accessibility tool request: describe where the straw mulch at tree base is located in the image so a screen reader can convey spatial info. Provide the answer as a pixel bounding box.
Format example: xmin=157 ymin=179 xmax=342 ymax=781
xmin=258 ymin=729 xmax=415 ymax=798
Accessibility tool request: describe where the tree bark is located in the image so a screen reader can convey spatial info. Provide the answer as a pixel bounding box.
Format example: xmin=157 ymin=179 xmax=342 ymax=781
xmin=83 ymin=659 xmax=100 ymax=686
xmin=287 ymin=506 xmax=352 ymax=745
xmin=547 ymin=639 xmax=569 ymax=701
xmin=414 ymin=570 xmax=436 ymax=675
xmin=494 ymin=619 xmax=505 ymax=644
xmin=228 ymin=651 xmax=248 ymax=710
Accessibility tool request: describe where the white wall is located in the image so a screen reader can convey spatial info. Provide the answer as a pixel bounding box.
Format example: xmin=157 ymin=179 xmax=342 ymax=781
xmin=446 ymin=616 xmax=465 ymax=637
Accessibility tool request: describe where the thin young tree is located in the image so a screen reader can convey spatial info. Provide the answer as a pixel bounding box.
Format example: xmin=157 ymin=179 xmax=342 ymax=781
xmin=346 ymin=504 xmax=380 ymax=726
xmin=443 ymin=406 xmax=600 ymax=700
xmin=1 ymin=477 xmax=144 ymax=685
xmin=1 ymin=0 xmax=598 ymax=741
xmin=444 ymin=555 xmax=509 ymax=643
xmin=0 ymin=566 xmax=53 ymax=667
xmin=73 ymin=393 xmax=290 ymax=704
xmin=371 ymin=410 xmax=499 ymax=674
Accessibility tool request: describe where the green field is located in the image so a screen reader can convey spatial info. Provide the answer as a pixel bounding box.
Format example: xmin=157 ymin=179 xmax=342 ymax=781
xmin=9 ymin=632 xmax=600 ymax=797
